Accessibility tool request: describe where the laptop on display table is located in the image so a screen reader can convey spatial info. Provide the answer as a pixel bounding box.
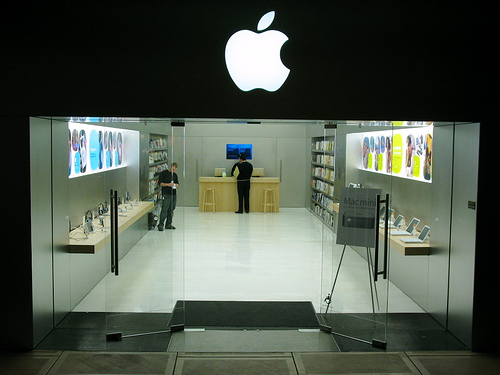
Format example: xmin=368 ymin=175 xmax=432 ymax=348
xmin=400 ymin=225 xmax=431 ymax=243
xmin=380 ymin=214 xmax=403 ymax=229
xmin=379 ymin=207 xmax=394 ymax=221
xmin=215 ymin=168 xmax=226 ymax=177
xmin=252 ymin=168 xmax=264 ymax=177
xmin=389 ymin=218 xmax=420 ymax=236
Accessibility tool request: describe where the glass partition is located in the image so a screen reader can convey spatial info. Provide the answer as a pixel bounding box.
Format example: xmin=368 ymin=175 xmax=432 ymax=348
xmin=164 ymin=122 xmax=187 ymax=334
xmin=317 ymin=121 xmax=394 ymax=348
xmin=50 ymin=117 xmax=186 ymax=349
xmin=99 ymin=119 xmax=186 ymax=347
xmin=42 ymin=117 xmax=456 ymax=352
xmin=316 ymin=120 xmax=442 ymax=349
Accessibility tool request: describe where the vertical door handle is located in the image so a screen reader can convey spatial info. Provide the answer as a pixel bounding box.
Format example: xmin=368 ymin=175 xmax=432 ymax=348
xmin=374 ymin=195 xmax=381 ymax=282
xmin=374 ymin=194 xmax=389 ymax=281
xmin=110 ymin=189 xmax=119 ymax=275
xmin=382 ymin=193 xmax=389 ymax=279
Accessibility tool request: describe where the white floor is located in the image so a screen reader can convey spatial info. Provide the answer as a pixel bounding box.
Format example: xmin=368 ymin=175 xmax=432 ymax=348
xmin=74 ymin=207 xmax=423 ymax=314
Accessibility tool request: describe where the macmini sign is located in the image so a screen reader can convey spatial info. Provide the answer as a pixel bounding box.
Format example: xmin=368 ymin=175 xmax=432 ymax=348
xmin=337 ymin=188 xmax=381 ymax=248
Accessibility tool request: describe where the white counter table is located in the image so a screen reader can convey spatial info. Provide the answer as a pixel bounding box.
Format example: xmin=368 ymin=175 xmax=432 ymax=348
xmin=199 ymin=177 xmax=280 ymax=212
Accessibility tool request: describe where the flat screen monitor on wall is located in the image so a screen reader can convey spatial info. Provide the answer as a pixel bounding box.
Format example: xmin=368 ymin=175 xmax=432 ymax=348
xmin=226 ymin=144 xmax=252 ymax=160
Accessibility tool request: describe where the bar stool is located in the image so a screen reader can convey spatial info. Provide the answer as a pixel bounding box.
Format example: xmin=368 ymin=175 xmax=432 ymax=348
xmin=263 ymin=189 xmax=277 ymax=213
xmin=202 ymin=188 xmax=217 ymax=212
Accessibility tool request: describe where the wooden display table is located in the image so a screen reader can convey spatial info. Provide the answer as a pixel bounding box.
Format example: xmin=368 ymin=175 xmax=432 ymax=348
xmin=199 ymin=177 xmax=280 ymax=212
xmin=380 ymin=227 xmax=431 ymax=256
xmin=331 ymin=202 xmax=430 ymax=256
xmin=69 ymin=201 xmax=154 ymax=254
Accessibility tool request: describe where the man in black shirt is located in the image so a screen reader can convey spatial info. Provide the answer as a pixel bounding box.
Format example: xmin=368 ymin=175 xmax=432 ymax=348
xmin=158 ymin=162 xmax=179 ymax=230
xmin=231 ymin=153 xmax=253 ymax=213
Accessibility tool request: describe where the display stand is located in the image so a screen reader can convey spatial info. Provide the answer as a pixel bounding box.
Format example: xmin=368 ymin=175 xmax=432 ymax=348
xmin=323 ymin=245 xmax=380 ymax=315
xmin=320 ymin=190 xmax=389 ymax=349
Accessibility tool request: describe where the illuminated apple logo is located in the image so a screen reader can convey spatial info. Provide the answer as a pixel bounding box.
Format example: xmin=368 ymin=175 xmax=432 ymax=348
xmin=225 ymin=11 xmax=290 ymax=92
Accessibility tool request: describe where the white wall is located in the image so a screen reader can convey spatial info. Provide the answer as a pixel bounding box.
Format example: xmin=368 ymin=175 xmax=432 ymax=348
xmin=181 ymin=120 xmax=317 ymax=207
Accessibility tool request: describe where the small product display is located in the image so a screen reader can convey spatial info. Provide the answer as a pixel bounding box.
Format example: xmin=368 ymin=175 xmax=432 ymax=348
xmin=379 ymin=206 xmax=394 ymax=222
xmin=398 ymin=216 xmax=406 ymax=230
xmin=400 ymin=225 xmax=431 ymax=243
xmin=375 ymin=205 xmax=431 ymax=245
xmin=380 ymin=214 xmax=404 ymax=229
xmin=69 ymin=195 xmax=138 ymax=241
xmin=390 ymin=217 xmax=420 ymax=236
xmin=84 ymin=210 xmax=94 ymax=234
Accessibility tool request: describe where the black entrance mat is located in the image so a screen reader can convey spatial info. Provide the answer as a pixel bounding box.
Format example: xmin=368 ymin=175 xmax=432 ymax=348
xmin=169 ymin=300 xmax=321 ymax=329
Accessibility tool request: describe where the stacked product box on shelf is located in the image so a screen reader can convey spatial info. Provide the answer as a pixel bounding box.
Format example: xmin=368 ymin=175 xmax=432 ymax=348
xmin=312 ymin=202 xmax=335 ymax=228
xmin=311 ymin=134 xmax=336 ymax=230
xmin=312 ymin=167 xmax=334 ymax=181
xmin=312 ymin=179 xmax=335 ymax=196
xmin=313 ymin=140 xmax=335 ymax=152
xmin=312 ymin=191 xmax=336 ymax=212
xmin=312 ymin=153 xmax=335 ymax=166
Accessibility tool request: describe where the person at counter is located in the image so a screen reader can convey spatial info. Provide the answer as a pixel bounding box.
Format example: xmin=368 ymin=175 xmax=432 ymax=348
xmin=158 ymin=162 xmax=179 ymax=230
xmin=231 ymin=153 xmax=253 ymax=213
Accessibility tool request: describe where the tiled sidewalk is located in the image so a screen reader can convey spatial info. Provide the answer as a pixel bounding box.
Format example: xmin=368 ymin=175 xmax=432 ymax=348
xmin=1 ymin=350 xmax=499 ymax=375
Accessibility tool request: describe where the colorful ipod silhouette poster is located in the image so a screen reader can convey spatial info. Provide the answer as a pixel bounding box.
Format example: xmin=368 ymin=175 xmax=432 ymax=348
xmin=79 ymin=130 xmax=87 ymax=173
xmin=405 ymin=134 xmax=414 ymax=177
xmin=70 ymin=128 xmax=80 ymax=175
xmin=424 ymin=134 xmax=432 ymax=181
xmin=68 ymin=122 xmax=128 ymax=178
xmin=359 ymin=125 xmax=433 ymax=183
xmin=89 ymin=129 xmax=99 ymax=171
xmin=392 ymin=133 xmax=402 ymax=174
xmin=385 ymin=136 xmax=392 ymax=174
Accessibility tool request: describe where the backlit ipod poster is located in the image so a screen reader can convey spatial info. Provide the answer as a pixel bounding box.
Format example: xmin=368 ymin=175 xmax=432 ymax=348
xmin=360 ymin=126 xmax=433 ymax=183
xmin=68 ymin=122 xmax=126 ymax=178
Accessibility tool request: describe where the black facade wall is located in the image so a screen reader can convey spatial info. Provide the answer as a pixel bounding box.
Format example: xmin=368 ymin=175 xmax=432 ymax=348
xmin=0 ymin=1 xmax=496 ymax=120
xmin=473 ymin=123 xmax=499 ymax=352
xmin=0 ymin=118 xmax=33 ymax=350
xmin=0 ymin=2 xmax=498 ymax=350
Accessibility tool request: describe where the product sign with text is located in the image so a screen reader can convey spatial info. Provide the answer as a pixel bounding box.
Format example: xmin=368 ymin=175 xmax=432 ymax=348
xmin=337 ymin=188 xmax=382 ymax=248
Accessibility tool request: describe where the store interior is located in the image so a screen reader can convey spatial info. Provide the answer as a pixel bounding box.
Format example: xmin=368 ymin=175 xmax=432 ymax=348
xmin=31 ymin=117 xmax=478 ymax=352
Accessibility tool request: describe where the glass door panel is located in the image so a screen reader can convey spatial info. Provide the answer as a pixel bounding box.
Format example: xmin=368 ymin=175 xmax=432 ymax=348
xmin=318 ymin=121 xmax=393 ymax=348
xmin=165 ymin=122 xmax=186 ymax=332
xmin=102 ymin=119 xmax=185 ymax=347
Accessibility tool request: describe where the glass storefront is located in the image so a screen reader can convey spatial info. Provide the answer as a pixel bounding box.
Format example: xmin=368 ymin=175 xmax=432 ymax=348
xmin=36 ymin=117 xmax=476 ymax=351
